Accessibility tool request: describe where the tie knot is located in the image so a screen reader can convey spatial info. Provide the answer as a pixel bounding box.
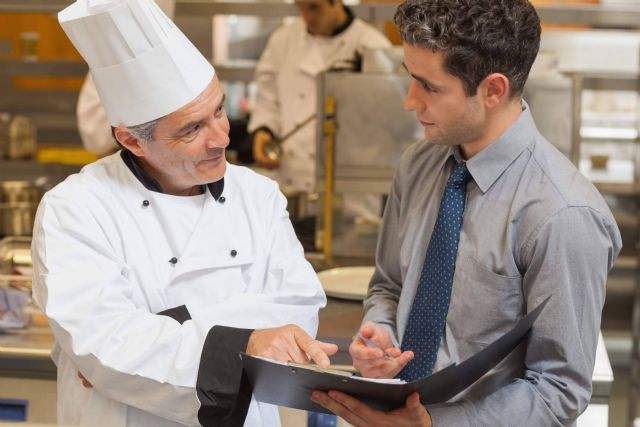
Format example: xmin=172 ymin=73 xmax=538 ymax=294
xmin=448 ymin=163 xmax=471 ymax=188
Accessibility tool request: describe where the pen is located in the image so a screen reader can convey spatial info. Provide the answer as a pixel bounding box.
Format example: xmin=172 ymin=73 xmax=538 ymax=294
xmin=354 ymin=333 xmax=392 ymax=360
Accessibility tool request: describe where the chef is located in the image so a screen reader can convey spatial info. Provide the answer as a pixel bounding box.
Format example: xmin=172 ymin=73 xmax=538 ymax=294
xmin=31 ymin=1 xmax=337 ymax=426
xmin=248 ymin=0 xmax=391 ymax=196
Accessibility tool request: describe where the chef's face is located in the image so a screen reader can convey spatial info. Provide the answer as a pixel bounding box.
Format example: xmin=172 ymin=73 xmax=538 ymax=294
xmin=295 ymin=0 xmax=343 ymax=37
xmin=135 ymin=78 xmax=230 ymax=195
xmin=402 ymin=43 xmax=486 ymax=155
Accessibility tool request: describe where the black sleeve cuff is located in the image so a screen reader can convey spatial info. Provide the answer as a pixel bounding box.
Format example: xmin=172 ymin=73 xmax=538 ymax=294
xmin=197 ymin=326 xmax=255 ymax=427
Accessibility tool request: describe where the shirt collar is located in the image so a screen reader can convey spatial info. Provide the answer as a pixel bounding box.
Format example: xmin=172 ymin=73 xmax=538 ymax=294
xmin=120 ymin=150 xmax=224 ymax=200
xmin=464 ymin=100 xmax=537 ymax=193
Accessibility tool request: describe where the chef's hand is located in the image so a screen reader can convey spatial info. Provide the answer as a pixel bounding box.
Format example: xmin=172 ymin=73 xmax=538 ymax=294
xmin=253 ymin=129 xmax=280 ymax=169
xmin=247 ymin=324 xmax=338 ymax=367
xmin=350 ymin=321 xmax=413 ymax=378
xmin=311 ymin=390 xmax=431 ymax=427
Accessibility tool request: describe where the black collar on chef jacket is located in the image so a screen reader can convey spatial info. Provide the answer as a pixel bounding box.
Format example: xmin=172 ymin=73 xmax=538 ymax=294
xmin=306 ymin=6 xmax=354 ymax=37
xmin=331 ymin=6 xmax=355 ymax=37
xmin=120 ymin=150 xmax=225 ymax=200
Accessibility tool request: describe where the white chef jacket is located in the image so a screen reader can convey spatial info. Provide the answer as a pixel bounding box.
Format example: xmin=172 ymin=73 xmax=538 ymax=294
xmin=31 ymin=152 xmax=326 ymax=426
xmin=248 ymin=15 xmax=391 ymax=193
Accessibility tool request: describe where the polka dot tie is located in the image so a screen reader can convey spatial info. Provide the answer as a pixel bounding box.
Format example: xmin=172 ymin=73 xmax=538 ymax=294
xmin=398 ymin=162 xmax=471 ymax=382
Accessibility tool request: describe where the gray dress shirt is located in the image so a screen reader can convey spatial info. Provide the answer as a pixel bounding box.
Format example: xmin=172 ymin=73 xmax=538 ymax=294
xmin=363 ymin=103 xmax=622 ymax=426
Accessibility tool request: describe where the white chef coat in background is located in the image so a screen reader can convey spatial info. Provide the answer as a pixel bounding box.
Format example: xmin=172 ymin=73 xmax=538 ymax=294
xmin=31 ymin=154 xmax=326 ymax=426
xmin=248 ymin=18 xmax=391 ymax=194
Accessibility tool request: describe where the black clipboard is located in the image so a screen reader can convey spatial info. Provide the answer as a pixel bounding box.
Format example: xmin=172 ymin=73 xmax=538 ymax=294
xmin=240 ymin=296 xmax=549 ymax=414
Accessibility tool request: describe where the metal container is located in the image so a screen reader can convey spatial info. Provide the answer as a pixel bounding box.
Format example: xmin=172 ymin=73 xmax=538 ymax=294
xmin=283 ymin=188 xmax=306 ymax=221
xmin=7 ymin=115 xmax=37 ymax=160
xmin=0 ymin=236 xmax=32 ymax=277
xmin=0 ymin=112 xmax=11 ymax=159
xmin=0 ymin=180 xmax=42 ymax=204
xmin=0 ymin=203 xmax=38 ymax=237
xmin=282 ymin=188 xmax=320 ymax=221
xmin=0 ymin=179 xmax=47 ymax=237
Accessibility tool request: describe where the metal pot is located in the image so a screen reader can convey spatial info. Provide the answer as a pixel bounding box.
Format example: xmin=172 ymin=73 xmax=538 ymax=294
xmin=282 ymin=188 xmax=319 ymax=221
xmin=0 ymin=179 xmax=47 ymax=237
xmin=283 ymin=188 xmax=305 ymax=221
xmin=0 ymin=180 xmax=43 ymax=204
xmin=7 ymin=115 xmax=37 ymax=160
xmin=0 ymin=203 xmax=37 ymax=236
xmin=0 ymin=113 xmax=11 ymax=159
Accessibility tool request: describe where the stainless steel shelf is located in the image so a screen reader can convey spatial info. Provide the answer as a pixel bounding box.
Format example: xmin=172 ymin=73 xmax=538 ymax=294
xmin=215 ymin=60 xmax=257 ymax=82
xmin=175 ymin=1 xmax=398 ymax=21
xmin=581 ymin=73 xmax=640 ymax=92
xmin=176 ymin=0 xmax=298 ymax=17
xmin=0 ymin=160 xmax=81 ymax=183
xmin=0 ymin=0 xmax=71 ymax=13
xmin=536 ymin=3 xmax=640 ymax=29
xmin=0 ymin=0 xmax=397 ymax=21
xmin=2 ymin=1 xmax=640 ymax=30
xmin=0 ymin=60 xmax=87 ymax=77
xmin=594 ymin=182 xmax=640 ymax=196
xmin=614 ymin=255 xmax=638 ymax=271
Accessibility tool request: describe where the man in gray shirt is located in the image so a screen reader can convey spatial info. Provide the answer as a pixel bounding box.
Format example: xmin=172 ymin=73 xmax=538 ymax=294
xmin=311 ymin=0 xmax=622 ymax=425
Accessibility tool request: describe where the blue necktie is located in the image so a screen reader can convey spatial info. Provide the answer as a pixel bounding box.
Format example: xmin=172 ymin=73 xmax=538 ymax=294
xmin=398 ymin=162 xmax=471 ymax=382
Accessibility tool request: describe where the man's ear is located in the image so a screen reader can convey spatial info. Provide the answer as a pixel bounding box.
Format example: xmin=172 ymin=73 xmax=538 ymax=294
xmin=114 ymin=126 xmax=146 ymax=157
xmin=479 ymin=73 xmax=510 ymax=109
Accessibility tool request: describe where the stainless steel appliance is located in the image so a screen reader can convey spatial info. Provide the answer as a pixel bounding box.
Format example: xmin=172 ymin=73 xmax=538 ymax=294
xmin=7 ymin=115 xmax=37 ymax=160
xmin=314 ymin=50 xmax=423 ymax=259
xmin=0 ymin=179 xmax=47 ymax=237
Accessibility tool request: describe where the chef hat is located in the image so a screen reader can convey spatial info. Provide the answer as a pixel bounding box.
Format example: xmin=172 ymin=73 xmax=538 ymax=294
xmin=59 ymin=0 xmax=215 ymax=126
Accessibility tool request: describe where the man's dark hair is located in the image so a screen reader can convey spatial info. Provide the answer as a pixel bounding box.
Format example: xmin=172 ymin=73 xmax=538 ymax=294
xmin=394 ymin=0 xmax=541 ymax=97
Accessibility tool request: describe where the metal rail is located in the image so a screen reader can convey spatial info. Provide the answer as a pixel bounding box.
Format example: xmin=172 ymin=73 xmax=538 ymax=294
xmin=2 ymin=1 xmax=640 ymax=29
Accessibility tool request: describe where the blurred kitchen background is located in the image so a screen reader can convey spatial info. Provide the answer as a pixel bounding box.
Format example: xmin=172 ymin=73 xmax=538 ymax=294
xmin=1 ymin=0 xmax=640 ymax=425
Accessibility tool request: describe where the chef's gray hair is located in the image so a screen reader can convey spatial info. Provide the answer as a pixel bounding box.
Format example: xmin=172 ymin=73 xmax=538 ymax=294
xmin=394 ymin=0 xmax=540 ymax=97
xmin=128 ymin=117 xmax=161 ymax=143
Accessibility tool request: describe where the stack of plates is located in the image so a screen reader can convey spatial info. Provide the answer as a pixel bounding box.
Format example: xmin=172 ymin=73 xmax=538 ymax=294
xmin=317 ymin=266 xmax=375 ymax=301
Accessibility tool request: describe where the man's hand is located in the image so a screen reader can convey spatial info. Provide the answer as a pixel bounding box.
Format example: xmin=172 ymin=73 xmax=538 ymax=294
xmin=247 ymin=324 xmax=338 ymax=367
xmin=350 ymin=321 xmax=413 ymax=378
xmin=311 ymin=390 xmax=431 ymax=427
xmin=253 ymin=130 xmax=280 ymax=169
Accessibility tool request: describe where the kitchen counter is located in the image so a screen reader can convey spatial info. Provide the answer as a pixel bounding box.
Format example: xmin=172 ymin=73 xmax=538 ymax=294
xmin=0 ymin=160 xmax=80 ymax=183
xmin=0 ymin=297 xmax=363 ymax=377
xmin=0 ymin=325 xmax=55 ymax=379
xmin=0 ymin=299 xmax=615 ymax=425
xmin=0 ymin=297 xmax=614 ymax=402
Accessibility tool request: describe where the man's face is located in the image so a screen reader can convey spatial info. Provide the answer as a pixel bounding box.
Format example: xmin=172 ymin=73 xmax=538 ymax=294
xmin=295 ymin=0 xmax=342 ymax=37
xmin=402 ymin=43 xmax=486 ymax=152
xmin=136 ymin=78 xmax=230 ymax=194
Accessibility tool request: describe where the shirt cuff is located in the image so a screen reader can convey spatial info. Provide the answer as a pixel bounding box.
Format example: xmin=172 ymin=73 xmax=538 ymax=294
xmin=196 ymin=326 xmax=254 ymax=427
xmin=426 ymin=401 xmax=475 ymax=427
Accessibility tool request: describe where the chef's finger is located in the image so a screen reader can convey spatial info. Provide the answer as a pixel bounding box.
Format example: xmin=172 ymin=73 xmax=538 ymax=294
xmin=295 ymin=332 xmax=332 ymax=367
